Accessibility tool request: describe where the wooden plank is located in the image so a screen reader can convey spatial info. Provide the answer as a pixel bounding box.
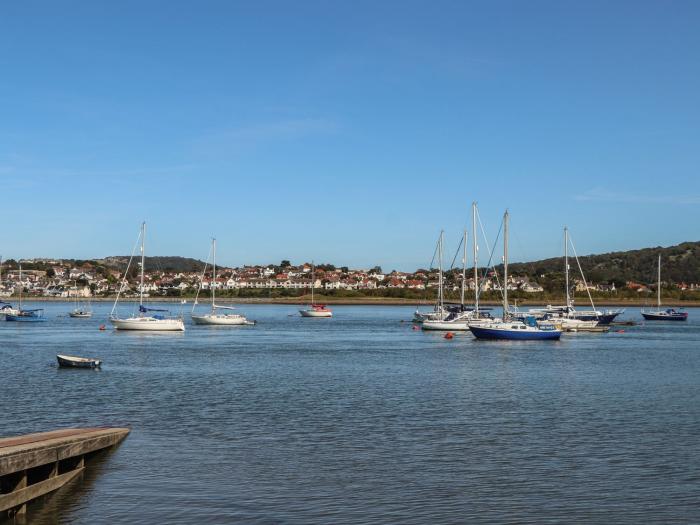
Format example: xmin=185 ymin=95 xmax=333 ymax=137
xmin=0 ymin=428 xmax=105 ymax=449
xmin=0 ymin=428 xmax=129 ymax=476
xmin=0 ymin=468 xmax=83 ymax=512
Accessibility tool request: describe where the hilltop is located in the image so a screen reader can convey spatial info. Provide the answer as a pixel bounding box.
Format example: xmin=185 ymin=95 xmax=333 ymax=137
xmin=506 ymin=241 xmax=700 ymax=286
xmin=98 ymin=256 xmax=207 ymax=273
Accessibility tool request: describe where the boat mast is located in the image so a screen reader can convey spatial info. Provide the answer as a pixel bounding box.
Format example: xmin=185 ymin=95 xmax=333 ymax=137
xmin=460 ymin=228 xmax=467 ymax=307
xmin=472 ymin=202 xmax=478 ymax=317
xmin=438 ymin=231 xmax=444 ymax=310
xmin=18 ymin=263 xmax=22 ymax=309
xmin=212 ymin=237 xmax=216 ymax=311
xmin=139 ymin=222 xmax=145 ymax=308
xmin=565 ymin=226 xmax=570 ymax=309
xmin=503 ymin=210 xmax=509 ymax=319
xmin=311 ymin=261 xmax=315 ymax=305
xmin=657 ymin=253 xmax=661 ymax=309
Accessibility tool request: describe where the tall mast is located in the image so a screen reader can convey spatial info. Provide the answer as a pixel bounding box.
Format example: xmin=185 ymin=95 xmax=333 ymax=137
xmin=19 ymin=263 xmax=22 ymax=309
xmin=140 ymin=222 xmax=146 ymax=307
xmin=503 ymin=210 xmax=509 ymax=318
xmin=564 ymin=226 xmax=570 ymax=309
xmin=658 ymin=253 xmax=661 ymax=309
xmin=472 ymin=202 xmax=478 ymax=316
xmin=311 ymin=261 xmax=315 ymax=305
xmin=212 ymin=237 xmax=216 ymax=310
xmin=438 ymin=231 xmax=444 ymax=309
xmin=460 ymin=228 xmax=467 ymax=306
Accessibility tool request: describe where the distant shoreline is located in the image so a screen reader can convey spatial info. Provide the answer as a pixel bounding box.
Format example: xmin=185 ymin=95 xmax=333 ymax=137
xmin=8 ymin=296 xmax=700 ymax=307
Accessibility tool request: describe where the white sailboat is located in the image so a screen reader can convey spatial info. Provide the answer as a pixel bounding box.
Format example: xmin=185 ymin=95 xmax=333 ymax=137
xmin=413 ymin=233 xmax=450 ymax=323
xmin=69 ymin=280 xmax=93 ymax=318
xmin=299 ymin=262 xmax=332 ymax=317
xmin=110 ymin=222 xmax=185 ymax=331
xmin=422 ymin=230 xmax=471 ymax=331
xmin=0 ymin=256 xmax=20 ymax=317
xmin=191 ymin=238 xmax=254 ymax=326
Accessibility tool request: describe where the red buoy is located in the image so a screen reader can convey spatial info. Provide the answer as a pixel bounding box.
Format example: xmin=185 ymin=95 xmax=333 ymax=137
xmin=99 ymin=324 xmax=106 ymax=331
xmin=444 ymin=332 xmax=454 ymax=339
xmin=412 ymin=325 xmax=419 ymax=331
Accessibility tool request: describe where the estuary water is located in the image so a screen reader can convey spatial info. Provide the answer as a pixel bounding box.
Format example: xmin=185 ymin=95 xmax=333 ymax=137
xmin=1 ymin=302 xmax=699 ymax=524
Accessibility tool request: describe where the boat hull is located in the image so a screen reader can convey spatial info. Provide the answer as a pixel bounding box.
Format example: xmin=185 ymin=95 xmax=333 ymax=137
xmin=110 ymin=317 xmax=185 ymax=331
xmin=573 ymin=312 xmax=620 ymax=325
xmin=57 ymin=354 xmax=101 ymax=368
xmin=421 ymin=320 xmax=470 ymax=331
xmin=470 ymin=325 xmax=562 ymax=340
xmin=5 ymin=314 xmax=45 ymax=322
xmin=69 ymin=312 xmax=93 ymax=318
xmin=641 ymin=312 xmax=688 ymax=321
xmin=191 ymin=314 xmax=253 ymax=325
xmin=300 ymin=309 xmax=333 ymax=318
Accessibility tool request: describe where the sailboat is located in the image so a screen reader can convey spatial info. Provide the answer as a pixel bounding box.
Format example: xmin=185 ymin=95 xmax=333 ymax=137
xmin=299 ymin=262 xmax=332 ymax=317
xmin=69 ymin=280 xmax=93 ymax=318
xmin=191 ymin=238 xmax=255 ymax=325
xmin=511 ymin=227 xmax=599 ymax=331
xmin=422 ymin=230 xmax=471 ymax=331
xmin=641 ymin=254 xmax=688 ymax=321
xmin=5 ymin=264 xmax=46 ymax=322
xmin=0 ymin=257 xmax=20 ymax=317
xmin=109 ymin=222 xmax=185 ymax=331
xmin=469 ymin=211 xmax=562 ymax=340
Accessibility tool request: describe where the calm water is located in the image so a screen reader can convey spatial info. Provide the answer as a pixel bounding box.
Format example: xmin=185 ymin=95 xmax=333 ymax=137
xmin=2 ymin=302 xmax=699 ymax=524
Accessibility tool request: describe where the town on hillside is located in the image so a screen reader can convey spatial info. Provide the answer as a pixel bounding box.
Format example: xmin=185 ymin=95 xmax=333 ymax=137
xmin=2 ymin=257 xmax=698 ymax=300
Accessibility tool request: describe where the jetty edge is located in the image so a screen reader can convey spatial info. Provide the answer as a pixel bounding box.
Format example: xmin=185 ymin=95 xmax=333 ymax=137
xmin=0 ymin=427 xmax=129 ymax=518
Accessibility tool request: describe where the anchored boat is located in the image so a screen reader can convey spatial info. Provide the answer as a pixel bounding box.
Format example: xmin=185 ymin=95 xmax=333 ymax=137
xmin=641 ymin=254 xmax=688 ymax=321
xmin=5 ymin=264 xmax=46 ymax=322
xmin=191 ymin=238 xmax=255 ymax=326
xmin=57 ymin=354 xmax=102 ymax=368
xmin=300 ymin=262 xmax=332 ymax=318
xmin=469 ymin=211 xmax=562 ymax=341
xmin=109 ymin=222 xmax=185 ymax=331
xmin=69 ymin=280 xmax=93 ymax=318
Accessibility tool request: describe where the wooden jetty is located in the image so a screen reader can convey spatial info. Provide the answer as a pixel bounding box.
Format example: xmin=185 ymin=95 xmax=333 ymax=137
xmin=0 ymin=427 xmax=129 ymax=518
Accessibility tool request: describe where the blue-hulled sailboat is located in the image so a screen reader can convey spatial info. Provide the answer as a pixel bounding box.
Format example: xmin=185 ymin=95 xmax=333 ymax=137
xmin=641 ymin=254 xmax=688 ymax=321
xmin=469 ymin=210 xmax=562 ymax=341
xmin=5 ymin=264 xmax=46 ymax=322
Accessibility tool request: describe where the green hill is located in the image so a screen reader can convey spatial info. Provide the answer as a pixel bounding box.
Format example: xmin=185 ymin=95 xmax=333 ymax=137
xmin=99 ymin=256 xmax=207 ymax=273
xmin=506 ymin=241 xmax=700 ymax=286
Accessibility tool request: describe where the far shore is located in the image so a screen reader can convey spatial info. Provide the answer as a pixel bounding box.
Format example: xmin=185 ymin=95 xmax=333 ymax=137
xmin=8 ymin=296 xmax=700 ymax=307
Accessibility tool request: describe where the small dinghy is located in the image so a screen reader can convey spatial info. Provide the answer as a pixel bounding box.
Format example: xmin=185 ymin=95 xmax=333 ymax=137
xmin=57 ymin=354 xmax=102 ymax=369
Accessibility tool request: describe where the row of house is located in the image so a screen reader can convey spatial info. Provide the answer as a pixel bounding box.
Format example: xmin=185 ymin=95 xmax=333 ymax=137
xmin=2 ymin=259 xmax=697 ymax=297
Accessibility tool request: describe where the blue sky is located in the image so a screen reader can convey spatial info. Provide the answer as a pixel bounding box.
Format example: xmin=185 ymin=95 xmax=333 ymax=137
xmin=1 ymin=1 xmax=699 ymax=271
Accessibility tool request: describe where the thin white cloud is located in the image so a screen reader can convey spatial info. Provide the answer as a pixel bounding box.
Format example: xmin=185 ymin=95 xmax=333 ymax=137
xmin=575 ymin=187 xmax=700 ymax=205
xmin=192 ymin=117 xmax=340 ymax=157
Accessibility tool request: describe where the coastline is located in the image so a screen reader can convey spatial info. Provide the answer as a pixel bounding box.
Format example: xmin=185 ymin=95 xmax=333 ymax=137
xmin=9 ymin=296 xmax=700 ymax=307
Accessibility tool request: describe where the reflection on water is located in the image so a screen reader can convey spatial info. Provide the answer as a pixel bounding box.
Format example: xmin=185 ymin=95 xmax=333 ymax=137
xmin=2 ymin=303 xmax=700 ymax=524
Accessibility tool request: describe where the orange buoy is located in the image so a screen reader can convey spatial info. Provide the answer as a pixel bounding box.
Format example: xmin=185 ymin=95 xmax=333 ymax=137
xmin=444 ymin=332 xmax=454 ymax=339
xmin=99 ymin=324 xmax=106 ymax=331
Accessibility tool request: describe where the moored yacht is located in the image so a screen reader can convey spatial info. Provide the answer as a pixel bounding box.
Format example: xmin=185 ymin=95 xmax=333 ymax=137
xmin=109 ymin=222 xmax=185 ymax=332
xmin=300 ymin=262 xmax=332 ymax=318
xmin=191 ymin=238 xmax=255 ymax=326
xmin=469 ymin=211 xmax=562 ymax=341
xmin=5 ymin=265 xmax=46 ymax=323
xmin=641 ymin=254 xmax=688 ymax=321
